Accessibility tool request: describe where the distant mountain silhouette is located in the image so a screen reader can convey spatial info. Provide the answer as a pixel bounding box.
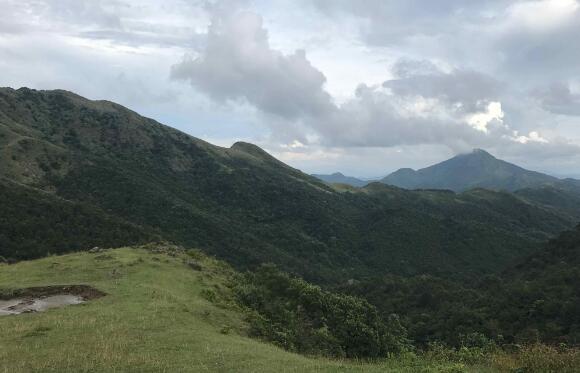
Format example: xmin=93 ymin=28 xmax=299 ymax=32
xmin=312 ymin=172 xmax=370 ymax=187
xmin=382 ymin=149 xmax=559 ymax=192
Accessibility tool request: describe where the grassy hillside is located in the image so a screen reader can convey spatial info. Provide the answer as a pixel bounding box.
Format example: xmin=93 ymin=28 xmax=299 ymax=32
xmin=1 ymin=87 xmax=577 ymax=283
xmin=0 ymin=246 xmax=470 ymax=373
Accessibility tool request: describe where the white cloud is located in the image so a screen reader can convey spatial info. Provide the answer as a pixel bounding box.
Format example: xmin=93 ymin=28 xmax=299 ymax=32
xmin=171 ymin=10 xmax=334 ymax=119
xmin=467 ymin=101 xmax=505 ymax=133
xmin=506 ymin=0 xmax=579 ymax=31
xmin=512 ymin=131 xmax=549 ymax=144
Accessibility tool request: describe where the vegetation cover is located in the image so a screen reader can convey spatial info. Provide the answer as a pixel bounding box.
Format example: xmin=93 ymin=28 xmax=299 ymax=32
xmin=337 ymin=225 xmax=580 ymax=348
xmin=1 ymin=87 xmax=578 ymax=283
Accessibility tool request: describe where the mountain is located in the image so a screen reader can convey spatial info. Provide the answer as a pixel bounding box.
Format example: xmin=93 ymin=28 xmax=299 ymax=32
xmin=0 ymin=87 xmax=577 ymax=283
xmin=312 ymin=172 xmax=369 ymax=187
xmin=382 ymin=149 xmax=559 ymax=192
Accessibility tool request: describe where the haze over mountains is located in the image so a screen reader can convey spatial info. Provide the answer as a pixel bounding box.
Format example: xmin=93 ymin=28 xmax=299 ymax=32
xmin=311 ymin=172 xmax=369 ymax=187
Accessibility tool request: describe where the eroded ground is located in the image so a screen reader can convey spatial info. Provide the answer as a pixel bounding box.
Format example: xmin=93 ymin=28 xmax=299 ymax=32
xmin=0 ymin=285 xmax=105 ymax=316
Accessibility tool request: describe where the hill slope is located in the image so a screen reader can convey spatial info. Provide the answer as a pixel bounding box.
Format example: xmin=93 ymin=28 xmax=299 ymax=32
xmin=0 ymin=178 xmax=156 ymax=260
xmin=382 ymin=149 xmax=559 ymax=192
xmin=0 ymin=87 xmax=577 ymax=282
xmin=0 ymin=246 xmax=463 ymax=372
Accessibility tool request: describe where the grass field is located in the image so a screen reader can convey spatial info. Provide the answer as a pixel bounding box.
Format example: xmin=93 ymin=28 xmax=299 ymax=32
xmin=0 ymin=246 xmax=474 ymax=372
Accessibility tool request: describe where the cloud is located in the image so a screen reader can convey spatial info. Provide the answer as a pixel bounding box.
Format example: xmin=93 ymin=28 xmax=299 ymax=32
xmin=310 ymin=0 xmax=505 ymax=44
xmin=41 ymin=0 xmax=124 ymax=29
xmin=172 ymin=6 xmax=579 ymax=160
xmin=533 ymin=82 xmax=580 ymax=116
xmin=171 ymin=10 xmax=334 ymax=120
xmin=0 ymin=0 xmax=206 ymax=48
xmin=311 ymin=1 xmax=580 ymax=85
xmin=384 ymin=59 xmax=502 ymax=113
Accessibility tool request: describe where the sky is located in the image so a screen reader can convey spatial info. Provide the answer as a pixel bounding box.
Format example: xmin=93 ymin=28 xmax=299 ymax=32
xmin=1 ymin=0 xmax=580 ymax=178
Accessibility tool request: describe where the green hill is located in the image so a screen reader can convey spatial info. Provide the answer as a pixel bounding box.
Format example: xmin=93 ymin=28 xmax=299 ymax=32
xmin=0 ymin=87 xmax=577 ymax=282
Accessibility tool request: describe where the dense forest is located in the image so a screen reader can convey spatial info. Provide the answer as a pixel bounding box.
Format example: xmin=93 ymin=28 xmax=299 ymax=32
xmin=229 ymin=225 xmax=580 ymax=356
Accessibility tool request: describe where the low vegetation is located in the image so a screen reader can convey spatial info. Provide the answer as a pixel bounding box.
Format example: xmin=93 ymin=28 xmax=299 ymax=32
xmin=232 ymin=264 xmax=410 ymax=358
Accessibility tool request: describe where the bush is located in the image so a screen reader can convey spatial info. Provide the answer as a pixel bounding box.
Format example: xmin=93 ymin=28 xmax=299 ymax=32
xmin=232 ymin=264 xmax=411 ymax=358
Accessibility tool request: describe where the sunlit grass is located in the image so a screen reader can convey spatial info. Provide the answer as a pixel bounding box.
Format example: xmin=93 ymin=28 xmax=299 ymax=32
xmin=0 ymin=247 xmax=463 ymax=372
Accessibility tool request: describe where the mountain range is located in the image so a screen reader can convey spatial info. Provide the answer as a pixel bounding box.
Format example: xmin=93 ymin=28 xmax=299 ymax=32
xmin=2 ymin=87 xmax=579 ymax=283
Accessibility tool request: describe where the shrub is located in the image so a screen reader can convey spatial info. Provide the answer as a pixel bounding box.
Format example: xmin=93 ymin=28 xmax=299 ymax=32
xmin=232 ymin=264 xmax=411 ymax=358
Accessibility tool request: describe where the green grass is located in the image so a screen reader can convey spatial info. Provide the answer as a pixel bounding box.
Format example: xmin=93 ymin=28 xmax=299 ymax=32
xmin=0 ymin=246 xmax=468 ymax=372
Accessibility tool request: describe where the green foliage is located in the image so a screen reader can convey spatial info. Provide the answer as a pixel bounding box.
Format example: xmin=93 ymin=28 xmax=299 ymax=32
xmin=0 ymin=87 xmax=576 ymax=284
xmin=233 ymin=264 xmax=410 ymax=358
xmin=0 ymin=178 xmax=155 ymax=261
xmin=338 ymin=225 xmax=580 ymax=348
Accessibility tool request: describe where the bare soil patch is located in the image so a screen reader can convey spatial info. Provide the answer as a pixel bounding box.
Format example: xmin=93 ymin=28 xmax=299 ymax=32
xmin=0 ymin=285 xmax=105 ymax=316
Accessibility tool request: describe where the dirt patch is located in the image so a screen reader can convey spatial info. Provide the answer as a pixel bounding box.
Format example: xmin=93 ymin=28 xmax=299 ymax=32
xmin=0 ymin=285 xmax=105 ymax=316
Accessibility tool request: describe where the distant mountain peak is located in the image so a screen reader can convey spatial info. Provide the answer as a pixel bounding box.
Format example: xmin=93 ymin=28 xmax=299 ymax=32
xmin=471 ymin=148 xmax=489 ymax=154
xmin=468 ymin=148 xmax=495 ymax=158
xmin=382 ymin=149 xmax=557 ymax=192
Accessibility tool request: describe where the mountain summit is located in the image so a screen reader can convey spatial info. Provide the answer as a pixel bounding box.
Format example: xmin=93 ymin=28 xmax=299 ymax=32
xmin=381 ymin=149 xmax=558 ymax=192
